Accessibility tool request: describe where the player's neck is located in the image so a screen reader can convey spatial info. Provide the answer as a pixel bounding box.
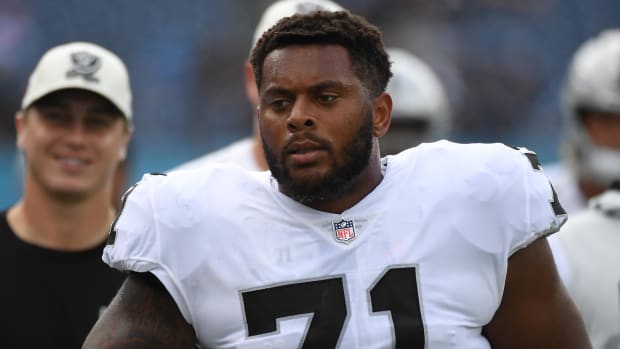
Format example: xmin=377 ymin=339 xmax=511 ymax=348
xmin=8 ymin=180 xmax=116 ymax=251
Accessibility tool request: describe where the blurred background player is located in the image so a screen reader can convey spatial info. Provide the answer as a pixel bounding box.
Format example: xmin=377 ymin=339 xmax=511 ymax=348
xmin=380 ymin=46 xmax=452 ymax=155
xmin=0 ymin=41 xmax=132 ymax=348
xmin=545 ymin=29 xmax=620 ymax=214
xmin=555 ymin=180 xmax=620 ymax=349
xmin=171 ymin=0 xmax=344 ymax=172
xmin=547 ymin=28 xmax=620 ymax=349
xmin=546 ymin=28 xmax=620 ymax=323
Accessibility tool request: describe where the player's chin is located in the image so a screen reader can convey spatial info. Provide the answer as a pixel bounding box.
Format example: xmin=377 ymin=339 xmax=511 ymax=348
xmin=285 ymin=166 xmax=329 ymax=185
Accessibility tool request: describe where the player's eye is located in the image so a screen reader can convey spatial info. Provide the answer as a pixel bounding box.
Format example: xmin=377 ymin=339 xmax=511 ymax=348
xmin=39 ymin=109 xmax=71 ymax=126
xmin=317 ymin=94 xmax=338 ymax=105
xmin=85 ymin=115 xmax=114 ymax=130
xmin=269 ymin=98 xmax=291 ymax=111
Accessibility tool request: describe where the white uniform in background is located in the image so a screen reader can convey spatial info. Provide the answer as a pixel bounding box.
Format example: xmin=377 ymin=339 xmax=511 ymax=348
xmin=556 ymin=184 xmax=620 ymax=349
xmin=546 ymin=28 xmax=620 ymax=294
xmin=545 ymin=28 xmax=620 ymax=215
xmin=104 ymin=141 xmax=566 ymax=349
xmin=171 ymin=138 xmax=260 ymax=172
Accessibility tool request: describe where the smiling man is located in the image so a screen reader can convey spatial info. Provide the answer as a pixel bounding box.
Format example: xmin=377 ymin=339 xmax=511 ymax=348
xmin=0 ymin=42 xmax=132 ymax=348
xmin=85 ymin=11 xmax=590 ymax=349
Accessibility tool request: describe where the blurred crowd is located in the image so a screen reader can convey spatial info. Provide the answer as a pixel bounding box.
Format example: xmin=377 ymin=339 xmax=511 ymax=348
xmin=1 ymin=0 xmax=620 ymax=207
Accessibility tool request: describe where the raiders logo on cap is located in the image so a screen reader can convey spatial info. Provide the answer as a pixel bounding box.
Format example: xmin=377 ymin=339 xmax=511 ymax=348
xmin=66 ymin=51 xmax=101 ymax=82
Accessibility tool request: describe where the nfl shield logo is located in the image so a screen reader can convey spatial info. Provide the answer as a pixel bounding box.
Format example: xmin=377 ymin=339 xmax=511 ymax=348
xmin=333 ymin=219 xmax=356 ymax=243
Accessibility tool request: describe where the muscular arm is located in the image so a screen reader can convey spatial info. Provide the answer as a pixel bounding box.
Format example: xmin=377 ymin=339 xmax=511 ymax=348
xmin=482 ymin=237 xmax=591 ymax=349
xmin=83 ymin=272 xmax=196 ymax=349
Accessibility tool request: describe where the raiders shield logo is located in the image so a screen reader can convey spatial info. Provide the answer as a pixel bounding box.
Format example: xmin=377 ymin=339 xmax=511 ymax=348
xmin=66 ymin=51 xmax=101 ymax=82
xmin=333 ymin=219 xmax=356 ymax=243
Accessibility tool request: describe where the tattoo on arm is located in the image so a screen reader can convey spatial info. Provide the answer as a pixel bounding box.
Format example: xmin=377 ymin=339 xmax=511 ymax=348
xmin=83 ymin=272 xmax=196 ymax=349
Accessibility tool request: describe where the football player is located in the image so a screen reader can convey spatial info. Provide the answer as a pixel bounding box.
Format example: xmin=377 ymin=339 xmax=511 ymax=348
xmin=84 ymin=11 xmax=590 ymax=349
xmin=555 ymin=180 xmax=620 ymax=349
xmin=380 ymin=47 xmax=452 ymax=155
xmin=545 ymin=28 xmax=620 ymax=296
xmin=544 ymin=29 xmax=620 ymax=214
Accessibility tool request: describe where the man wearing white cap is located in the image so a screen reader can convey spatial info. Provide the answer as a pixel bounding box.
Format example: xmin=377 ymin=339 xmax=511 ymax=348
xmin=0 ymin=41 xmax=133 ymax=348
xmin=171 ymin=0 xmax=344 ymax=172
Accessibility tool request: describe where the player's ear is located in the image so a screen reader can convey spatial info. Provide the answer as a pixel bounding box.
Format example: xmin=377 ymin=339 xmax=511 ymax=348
xmin=118 ymin=148 xmax=127 ymax=162
xmin=15 ymin=110 xmax=27 ymax=151
xmin=117 ymin=126 xmax=132 ymax=162
xmin=372 ymin=92 xmax=392 ymax=138
xmin=244 ymin=61 xmax=259 ymax=107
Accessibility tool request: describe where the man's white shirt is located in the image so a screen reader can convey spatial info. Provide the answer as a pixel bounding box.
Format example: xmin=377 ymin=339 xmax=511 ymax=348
xmin=104 ymin=140 xmax=566 ymax=349
xmin=555 ymin=188 xmax=620 ymax=349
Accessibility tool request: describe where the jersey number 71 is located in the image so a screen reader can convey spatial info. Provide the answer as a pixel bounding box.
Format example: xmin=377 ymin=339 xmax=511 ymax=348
xmin=241 ymin=266 xmax=425 ymax=348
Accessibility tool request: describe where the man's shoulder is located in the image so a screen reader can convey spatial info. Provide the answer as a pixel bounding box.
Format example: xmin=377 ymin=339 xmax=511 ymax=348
xmin=575 ymin=187 xmax=620 ymax=225
xmin=114 ymin=165 xmax=260 ymax=226
xmin=106 ymin=165 xmax=272 ymax=263
xmin=397 ymin=139 xmax=523 ymax=157
xmin=385 ymin=140 xmax=537 ymax=208
xmin=390 ymin=140 xmax=527 ymax=175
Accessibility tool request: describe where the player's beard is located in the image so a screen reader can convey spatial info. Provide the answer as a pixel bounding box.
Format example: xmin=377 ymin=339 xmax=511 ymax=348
xmin=263 ymin=106 xmax=374 ymax=206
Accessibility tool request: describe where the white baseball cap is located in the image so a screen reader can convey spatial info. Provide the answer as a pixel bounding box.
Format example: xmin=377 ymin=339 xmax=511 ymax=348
xmin=251 ymin=0 xmax=344 ymax=52
xmin=21 ymin=41 xmax=132 ymax=121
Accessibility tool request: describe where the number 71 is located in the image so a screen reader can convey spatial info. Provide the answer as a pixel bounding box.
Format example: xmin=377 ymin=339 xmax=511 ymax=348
xmin=242 ymin=266 xmax=425 ymax=348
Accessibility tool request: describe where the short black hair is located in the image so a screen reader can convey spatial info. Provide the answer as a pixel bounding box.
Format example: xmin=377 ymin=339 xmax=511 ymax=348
xmin=251 ymin=10 xmax=392 ymax=98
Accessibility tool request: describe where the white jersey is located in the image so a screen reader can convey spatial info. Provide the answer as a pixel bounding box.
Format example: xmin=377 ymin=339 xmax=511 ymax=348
xmin=556 ymin=186 xmax=620 ymax=349
xmin=170 ymin=137 xmax=260 ymax=172
xmin=104 ymin=140 xmax=566 ymax=349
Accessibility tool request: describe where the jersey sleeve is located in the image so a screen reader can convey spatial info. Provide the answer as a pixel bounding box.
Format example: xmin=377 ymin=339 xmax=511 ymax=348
xmin=391 ymin=141 xmax=567 ymax=257
xmin=102 ymin=172 xmax=194 ymax=324
xmin=506 ymin=146 xmax=567 ymax=255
